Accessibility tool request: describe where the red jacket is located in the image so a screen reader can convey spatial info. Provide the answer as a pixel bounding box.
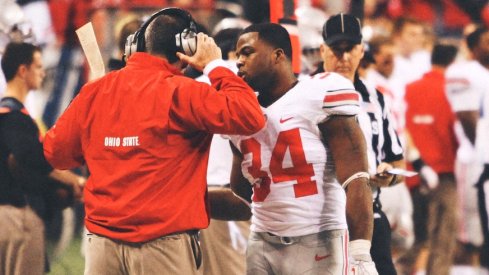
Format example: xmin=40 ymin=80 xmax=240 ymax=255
xmin=44 ymin=53 xmax=265 ymax=242
xmin=405 ymin=70 xmax=458 ymax=174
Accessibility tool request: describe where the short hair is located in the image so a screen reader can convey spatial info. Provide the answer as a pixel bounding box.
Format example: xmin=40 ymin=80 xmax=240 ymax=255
xmin=214 ymin=28 xmax=242 ymax=59
xmin=241 ymin=23 xmax=292 ymax=60
xmin=1 ymin=42 xmax=40 ymax=81
xmin=466 ymin=27 xmax=489 ymax=51
xmin=392 ymin=17 xmax=423 ymax=34
xmin=116 ymin=17 xmax=142 ymax=53
xmin=430 ymin=44 xmax=458 ymax=66
xmin=367 ymin=36 xmax=393 ymax=56
xmin=145 ymin=14 xmax=190 ymax=63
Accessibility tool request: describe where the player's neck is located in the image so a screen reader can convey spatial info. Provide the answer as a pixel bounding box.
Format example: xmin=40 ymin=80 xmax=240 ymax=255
xmin=260 ymin=72 xmax=297 ymax=107
xmin=478 ymin=60 xmax=489 ymax=71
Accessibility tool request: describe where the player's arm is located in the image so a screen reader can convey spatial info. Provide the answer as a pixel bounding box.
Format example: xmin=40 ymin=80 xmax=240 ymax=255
xmin=445 ymin=75 xmax=480 ymax=146
xmin=209 ymin=141 xmax=252 ymax=221
xmin=208 ymin=186 xmax=251 ymax=221
xmin=456 ymin=110 xmax=479 ymax=145
xmin=319 ymin=115 xmax=373 ymax=241
xmin=229 ymin=142 xmax=253 ymax=204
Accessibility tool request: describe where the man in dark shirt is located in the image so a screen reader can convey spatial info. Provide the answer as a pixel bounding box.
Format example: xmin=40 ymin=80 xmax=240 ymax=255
xmin=0 ymin=42 xmax=85 ymax=275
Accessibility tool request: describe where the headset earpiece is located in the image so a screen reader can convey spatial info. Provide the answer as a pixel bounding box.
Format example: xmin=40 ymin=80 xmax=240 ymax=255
xmin=175 ymin=28 xmax=197 ymax=56
xmin=123 ymin=33 xmax=138 ymax=61
xmin=122 ymin=7 xmax=198 ymax=60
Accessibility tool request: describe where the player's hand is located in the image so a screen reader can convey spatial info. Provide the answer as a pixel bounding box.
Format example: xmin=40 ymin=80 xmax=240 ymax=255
xmin=370 ymin=162 xmax=394 ymax=187
xmin=348 ymin=240 xmax=379 ymax=275
xmin=349 ymin=259 xmax=379 ymax=275
xmin=177 ymin=33 xmax=222 ymax=71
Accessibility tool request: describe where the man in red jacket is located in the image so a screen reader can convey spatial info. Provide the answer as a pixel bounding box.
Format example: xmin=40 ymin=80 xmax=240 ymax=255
xmin=43 ymin=8 xmax=265 ymax=275
xmin=404 ymin=44 xmax=459 ymax=275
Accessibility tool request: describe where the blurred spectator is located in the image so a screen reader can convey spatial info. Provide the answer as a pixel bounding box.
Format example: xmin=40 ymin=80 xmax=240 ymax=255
xmin=404 ymin=43 xmax=459 ymax=275
xmin=0 ymin=0 xmax=35 ymax=96
xmin=16 ymin=0 xmax=55 ymax=47
xmin=364 ymin=36 xmax=396 ymax=103
xmin=42 ymin=0 xmax=92 ymax=128
xmin=1 ymin=41 xmax=84 ymax=275
xmin=295 ymin=5 xmax=328 ymax=75
xmin=107 ymin=14 xmax=143 ymax=71
xmin=445 ymin=27 xmax=489 ymax=272
xmin=212 ymin=17 xmax=250 ymax=36
xmin=449 ymin=24 xmax=485 ymax=269
xmin=388 ymin=17 xmax=431 ymax=141
xmin=207 ymin=0 xmax=244 ymax=31
xmin=386 ymin=0 xmax=471 ymax=36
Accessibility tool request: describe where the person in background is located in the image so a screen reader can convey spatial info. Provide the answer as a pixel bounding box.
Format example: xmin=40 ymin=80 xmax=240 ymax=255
xmin=449 ymin=24 xmax=486 ymax=270
xmin=445 ymin=27 xmax=489 ymax=273
xmin=316 ymin=13 xmax=404 ymax=275
xmin=364 ymin=36 xmax=396 ymax=106
xmin=404 ymin=43 xmax=459 ymax=275
xmin=107 ymin=14 xmax=143 ymax=71
xmin=388 ymin=17 xmax=432 ymax=141
xmin=0 ymin=0 xmax=35 ymax=96
xmin=0 ymin=42 xmax=84 ymax=275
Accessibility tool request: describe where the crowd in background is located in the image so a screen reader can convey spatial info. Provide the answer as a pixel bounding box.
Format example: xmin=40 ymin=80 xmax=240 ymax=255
xmin=1 ymin=0 xmax=489 ymax=274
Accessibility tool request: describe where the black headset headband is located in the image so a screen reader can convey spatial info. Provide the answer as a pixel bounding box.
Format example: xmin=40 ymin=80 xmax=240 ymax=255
xmin=134 ymin=7 xmax=196 ymax=52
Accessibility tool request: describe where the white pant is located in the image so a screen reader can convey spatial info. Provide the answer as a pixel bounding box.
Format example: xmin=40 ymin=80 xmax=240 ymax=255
xmin=247 ymin=229 xmax=349 ymax=275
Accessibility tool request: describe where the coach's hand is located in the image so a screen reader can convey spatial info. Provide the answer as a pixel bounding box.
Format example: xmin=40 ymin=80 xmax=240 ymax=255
xmin=177 ymin=33 xmax=222 ymax=71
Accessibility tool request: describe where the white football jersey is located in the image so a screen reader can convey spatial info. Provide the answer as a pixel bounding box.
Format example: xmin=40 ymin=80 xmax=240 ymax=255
xmin=387 ymin=50 xmax=431 ymax=137
xmin=231 ymin=72 xmax=361 ymax=237
xmin=446 ymin=61 xmax=489 ymax=164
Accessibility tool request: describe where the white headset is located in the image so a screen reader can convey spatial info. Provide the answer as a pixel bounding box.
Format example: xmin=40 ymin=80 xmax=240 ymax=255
xmin=124 ymin=7 xmax=197 ymax=60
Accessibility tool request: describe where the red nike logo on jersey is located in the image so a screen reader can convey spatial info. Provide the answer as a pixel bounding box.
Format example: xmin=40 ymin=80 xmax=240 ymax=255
xmin=314 ymin=254 xmax=331 ymax=261
xmin=279 ymin=117 xmax=293 ymax=123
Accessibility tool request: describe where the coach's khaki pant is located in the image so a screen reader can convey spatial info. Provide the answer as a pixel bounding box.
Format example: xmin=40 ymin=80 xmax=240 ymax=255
xmin=0 ymin=205 xmax=45 ymax=275
xmin=426 ymin=173 xmax=458 ymax=275
xmin=199 ymin=220 xmax=249 ymax=275
xmin=85 ymin=231 xmax=201 ymax=275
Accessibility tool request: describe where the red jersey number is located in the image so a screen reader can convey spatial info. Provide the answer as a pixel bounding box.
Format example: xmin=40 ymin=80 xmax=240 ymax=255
xmin=240 ymin=138 xmax=271 ymax=202
xmin=241 ymin=128 xmax=318 ymax=202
